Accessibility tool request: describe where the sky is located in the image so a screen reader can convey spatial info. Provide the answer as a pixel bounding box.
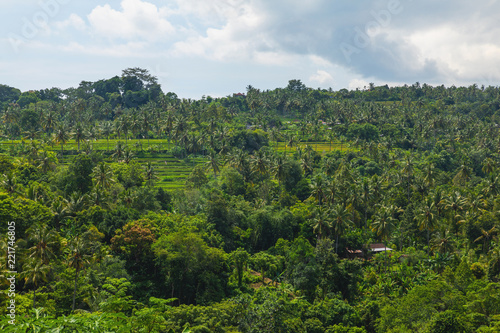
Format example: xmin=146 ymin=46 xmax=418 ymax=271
xmin=1 ymin=0 xmax=500 ymax=99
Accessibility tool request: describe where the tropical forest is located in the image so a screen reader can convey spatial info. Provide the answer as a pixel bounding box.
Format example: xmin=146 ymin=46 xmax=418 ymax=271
xmin=1 ymin=68 xmax=500 ymax=332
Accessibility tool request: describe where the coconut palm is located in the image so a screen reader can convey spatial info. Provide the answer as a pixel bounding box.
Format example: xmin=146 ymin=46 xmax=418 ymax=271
xmin=311 ymin=207 xmax=331 ymax=241
xmin=442 ymin=191 xmax=467 ymax=234
xmin=141 ymin=109 xmax=152 ymax=147
xmin=415 ymin=198 xmax=438 ymax=254
xmin=37 ymin=150 xmax=56 ymax=173
xmin=67 ymin=235 xmax=92 ymax=312
xmin=453 ymin=164 xmax=472 ymax=186
xmin=100 ymin=121 xmax=113 ymax=153
xmin=112 ymin=141 xmax=125 ymax=161
xmin=310 ymin=174 xmax=327 ymax=207
xmin=206 ymin=150 xmax=221 ymax=178
xmin=431 ymin=227 xmax=455 ymax=255
xmin=271 ymin=153 xmax=286 ymax=186
xmin=359 ymin=178 xmax=373 ymax=228
xmin=22 ymin=258 xmax=50 ymax=309
xmin=482 ymin=157 xmax=497 ymax=175
xmin=269 ymin=127 xmax=281 ymax=149
xmin=250 ymin=149 xmax=269 ymax=176
xmin=144 ymin=161 xmax=158 ymax=186
xmin=73 ymin=122 xmax=86 ymax=151
xmin=92 ymin=162 xmax=114 ymax=190
xmin=1 ymin=173 xmax=20 ymax=195
xmin=26 ymin=223 xmax=59 ymax=265
xmin=330 ymin=204 xmax=351 ymax=253
xmin=54 ymin=123 xmax=70 ymax=162
xmin=371 ymin=206 xmax=396 ymax=270
xmin=401 ymin=154 xmax=414 ymax=201
xmin=482 ymin=173 xmax=500 ymax=197
xmin=64 ymin=192 xmax=88 ymax=217
xmin=475 ymin=226 xmax=498 ymax=254
xmin=122 ymin=149 xmax=135 ymax=164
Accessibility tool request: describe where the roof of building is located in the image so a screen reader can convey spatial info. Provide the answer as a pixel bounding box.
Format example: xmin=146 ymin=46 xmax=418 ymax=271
xmin=369 ymin=243 xmax=393 ymax=252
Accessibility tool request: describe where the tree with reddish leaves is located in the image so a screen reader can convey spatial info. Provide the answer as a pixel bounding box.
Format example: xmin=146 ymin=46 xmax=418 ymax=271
xmin=110 ymin=220 xmax=156 ymax=264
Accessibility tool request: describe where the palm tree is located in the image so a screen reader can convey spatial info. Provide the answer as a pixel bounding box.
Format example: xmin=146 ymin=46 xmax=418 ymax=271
xmin=144 ymin=161 xmax=158 ymax=186
xmin=122 ymin=149 xmax=135 ymax=164
xmin=37 ymin=150 xmax=56 ymax=173
xmin=113 ymin=120 xmax=122 ymax=141
xmin=453 ymin=164 xmax=472 ymax=186
xmin=301 ymin=152 xmax=314 ymax=177
xmin=50 ymin=197 xmax=68 ymax=229
xmin=100 ymin=121 xmax=113 ymax=153
xmin=423 ymin=163 xmax=436 ymax=188
xmin=269 ymin=127 xmax=281 ymax=149
xmin=1 ymin=173 xmax=20 ymax=195
xmin=227 ymin=148 xmax=250 ymax=179
xmin=330 ymin=204 xmax=351 ymax=253
xmin=371 ymin=206 xmax=396 ymax=270
xmin=142 ymin=109 xmax=151 ymax=147
xmin=482 ymin=158 xmax=496 ymax=175
xmin=401 ymin=154 xmax=414 ymax=202
xmin=327 ymin=129 xmax=336 ymax=152
xmin=250 ymin=149 xmax=269 ymax=177
xmin=112 ymin=141 xmax=125 ymax=161
xmin=482 ymin=173 xmax=500 ymax=197
xmin=92 ymin=162 xmax=114 ymax=190
xmin=415 ymin=198 xmax=438 ymax=254
xmin=359 ymin=178 xmax=373 ymax=229
xmin=26 ymin=223 xmax=59 ymax=265
xmin=442 ymin=191 xmax=467 ymax=234
xmin=475 ymin=226 xmax=498 ymax=254
xmin=271 ymin=154 xmax=286 ymax=186
xmin=119 ymin=115 xmax=131 ymax=141
xmin=54 ymin=123 xmax=70 ymax=162
xmin=67 ymin=235 xmax=91 ymax=312
xmin=310 ymin=174 xmax=327 ymax=206
xmin=431 ymin=227 xmax=454 ymax=255
xmin=285 ymin=133 xmax=299 ymax=156
xmin=312 ymin=207 xmax=331 ymax=241
xmin=22 ymin=258 xmax=50 ymax=309
xmin=64 ymin=192 xmax=88 ymax=217
xmin=206 ymin=150 xmax=221 ymax=178
xmin=73 ymin=122 xmax=86 ymax=151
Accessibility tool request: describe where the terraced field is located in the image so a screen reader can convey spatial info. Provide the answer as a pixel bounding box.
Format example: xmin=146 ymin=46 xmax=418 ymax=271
xmin=272 ymin=141 xmax=348 ymax=154
xmin=0 ymin=139 xmax=203 ymax=190
xmin=1 ymin=138 xmax=349 ymax=189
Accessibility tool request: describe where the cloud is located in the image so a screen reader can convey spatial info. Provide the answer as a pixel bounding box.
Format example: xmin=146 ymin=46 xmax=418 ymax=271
xmin=310 ymin=70 xmax=333 ymax=85
xmin=170 ymin=0 xmax=500 ymax=84
xmin=170 ymin=1 xmax=273 ymax=63
xmin=348 ymin=79 xmax=369 ymax=90
xmin=87 ymin=0 xmax=175 ymax=41
xmin=59 ymin=41 xmax=151 ymax=58
xmin=54 ymin=14 xmax=86 ymax=32
xmin=5 ymin=0 xmax=500 ymax=95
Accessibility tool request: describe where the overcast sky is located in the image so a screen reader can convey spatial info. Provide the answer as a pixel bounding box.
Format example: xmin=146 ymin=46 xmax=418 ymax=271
xmin=1 ymin=0 xmax=500 ymax=98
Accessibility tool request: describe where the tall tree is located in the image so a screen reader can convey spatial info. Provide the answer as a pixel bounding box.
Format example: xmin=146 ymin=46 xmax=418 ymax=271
xmin=54 ymin=123 xmax=70 ymax=162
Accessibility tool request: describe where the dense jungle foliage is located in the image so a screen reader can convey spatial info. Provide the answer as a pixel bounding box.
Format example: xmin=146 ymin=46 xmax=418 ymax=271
xmin=1 ymin=68 xmax=500 ymax=332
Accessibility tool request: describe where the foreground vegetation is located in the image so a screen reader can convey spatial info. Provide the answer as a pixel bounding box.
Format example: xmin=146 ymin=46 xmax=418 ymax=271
xmin=1 ymin=70 xmax=500 ymax=332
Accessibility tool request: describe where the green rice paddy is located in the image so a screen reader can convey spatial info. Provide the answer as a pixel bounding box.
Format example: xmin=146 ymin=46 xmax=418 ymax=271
xmin=1 ymin=138 xmax=350 ymax=189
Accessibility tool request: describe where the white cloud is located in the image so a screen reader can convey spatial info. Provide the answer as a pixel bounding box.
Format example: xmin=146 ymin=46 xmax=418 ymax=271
xmin=169 ymin=0 xmax=248 ymax=26
xmin=87 ymin=0 xmax=175 ymax=41
xmin=407 ymin=24 xmax=500 ymax=83
xmin=54 ymin=14 xmax=86 ymax=31
xmin=60 ymin=41 xmax=150 ymax=57
xmin=309 ymin=70 xmax=333 ymax=85
xmin=3 ymin=0 xmax=500 ymax=96
xmin=348 ymin=79 xmax=369 ymax=90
